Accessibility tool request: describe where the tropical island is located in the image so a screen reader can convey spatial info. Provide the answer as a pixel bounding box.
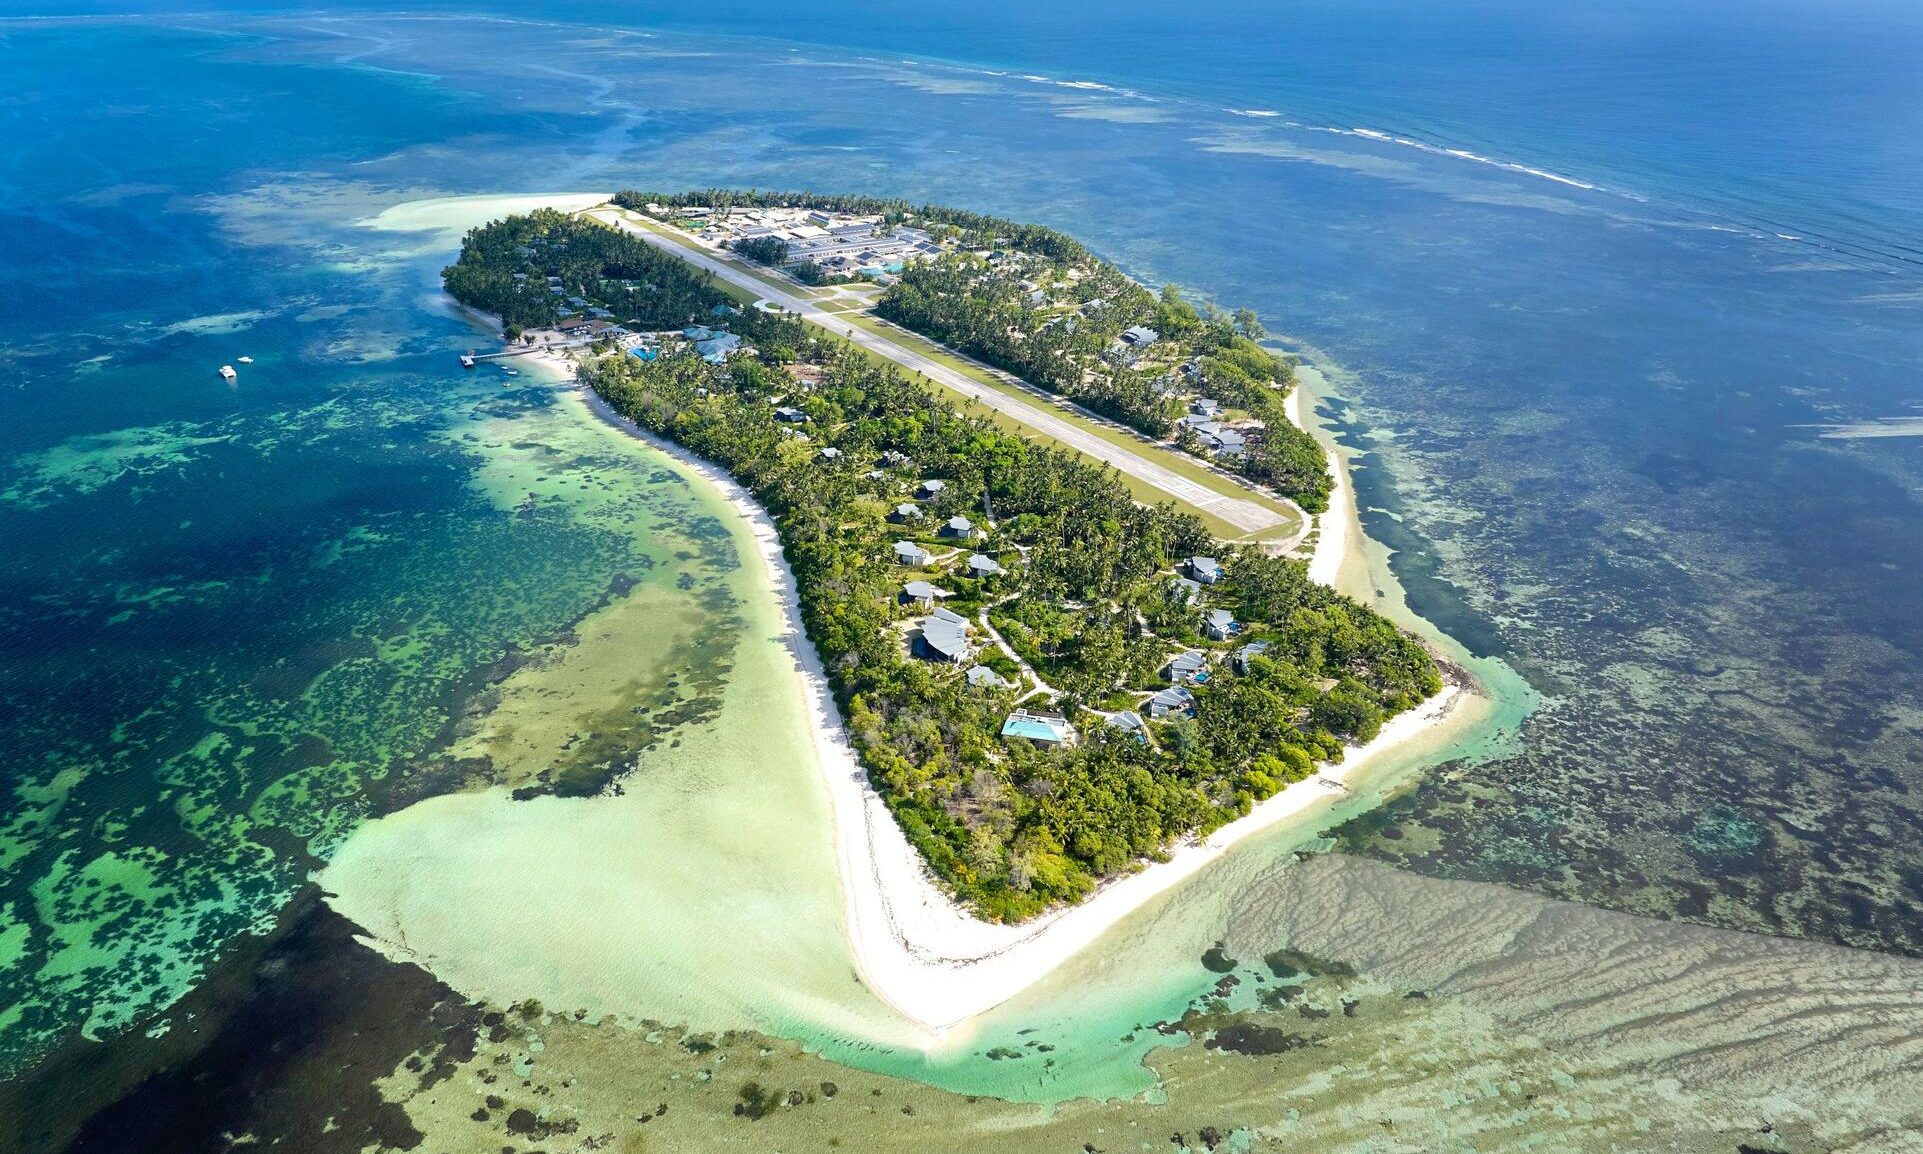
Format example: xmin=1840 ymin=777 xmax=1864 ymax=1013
xmin=441 ymin=194 xmax=1443 ymax=924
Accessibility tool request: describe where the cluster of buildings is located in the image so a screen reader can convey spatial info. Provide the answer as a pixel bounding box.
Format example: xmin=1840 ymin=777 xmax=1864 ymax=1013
xmin=883 ymin=534 xmax=1263 ymax=752
xmin=648 ymin=203 xmax=943 ymax=282
xmin=1177 ymin=397 xmax=1254 ymax=458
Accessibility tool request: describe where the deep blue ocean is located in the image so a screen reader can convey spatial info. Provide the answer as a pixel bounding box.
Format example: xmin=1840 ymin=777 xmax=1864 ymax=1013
xmin=4 ymin=0 xmax=1923 ymax=1127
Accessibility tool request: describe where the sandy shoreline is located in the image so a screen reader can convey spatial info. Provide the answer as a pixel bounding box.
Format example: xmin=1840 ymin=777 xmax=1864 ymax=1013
xmin=568 ymin=351 xmax=1469 ymax=1035
xmin=1290 ymin=384 xmax=1350 ymax=587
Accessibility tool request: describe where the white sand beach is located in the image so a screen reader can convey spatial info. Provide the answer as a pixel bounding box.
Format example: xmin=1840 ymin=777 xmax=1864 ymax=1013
xmin=327 ymin=193 xmax=1484 ymax=1045
xmin=581 ymin=366 xmax=1468 ymax=1035
xmin=1289 ymin=377 xmax=1350 ymax=589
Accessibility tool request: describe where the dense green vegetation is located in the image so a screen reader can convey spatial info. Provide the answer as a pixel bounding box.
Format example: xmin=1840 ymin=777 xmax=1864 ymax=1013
xmin=445 ymin=210 xmax=1437 ymax=921
xmin=440 ymin=209 xmax=729 ymax=338
xmin=612 ymin=188 xmax=1089 ymax=261
xmin=879 ymin=257 xmax=1331 ymax=513
xmin=731 ymin=235 xmax=790 ymax=265
xmin=610 ymin=188 xmax=1330 ymax=512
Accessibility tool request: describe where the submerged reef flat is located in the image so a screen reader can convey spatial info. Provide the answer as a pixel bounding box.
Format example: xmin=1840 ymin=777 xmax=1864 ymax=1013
xmin=345 ymin=854 xmax=1923 ymax=1154
xmin=25 ymin=854 xmax=1920 ymax=1153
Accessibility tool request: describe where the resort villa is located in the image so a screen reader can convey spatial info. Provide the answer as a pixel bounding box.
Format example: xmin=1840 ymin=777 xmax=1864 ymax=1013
xmin=1000 ymin=708 xmax=1074 ymax=746
xmin=1186 ymin=556 xmax=1223 ymax=584
xmin=902 ymin=580 xmax=952 ymax=610
xmin=914 ymin=609 xmax=974 ymax=664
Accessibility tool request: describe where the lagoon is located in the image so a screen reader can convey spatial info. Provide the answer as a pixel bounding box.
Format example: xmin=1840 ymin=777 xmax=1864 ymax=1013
xmin=5 ymin=5 xmax=1923 ymax=1147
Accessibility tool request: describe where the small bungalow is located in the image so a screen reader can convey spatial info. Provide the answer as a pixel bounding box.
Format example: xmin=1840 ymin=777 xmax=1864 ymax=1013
xmin=696 ymin=332 xmax=742 ymax=363
xmin=914 ymin=615 xmax=973 ymax=664
xmin=916 ymin=479 xmax=948 ymax=500
xmin=1147 ymin=686 xmax=1196 ymax=719
xmin=1000 ymin=708 xmax=1073 ymax=746
xmin=1186 ymin=556 xmax=1224 ymax=584
xmin=1232 ymin=640 xmax=1271 ymax=674
xmin=894 ymin=541 xmax=934 ymax=566
xmin=901 ymin=580 xmax=952 ymax=610
xmin=966 ymin=553 xmax=1007 ymax=579
xmin=1203 ymin=608 xmax=1239 ymax=641
xmin=774 ymin=406 xmax=807 ymax=424
xmin=940 ymin=515 xmax=978 ymax=540
xmin=1121 ymin=324 xmax=1159 ymax=348
xmin=1105 ymin=711 xmax=1148 ymax=743
xmin=889 ymin=502 xmax=924 ymax=524
xmin=1165 ymin=650 xmax=1208 ymax=683
xmin=818 ymin=446 xmax=842 ymax=461
xmin=1203 ymin=427 xmax=1247 ymax=457
xmin=1191 ymin=397 xmax=1221 ymax=417
xmin=965 ymin=665 xmax=1009 ymax=690
xmin=1169 ymin=575 xmax=1203 ymax=603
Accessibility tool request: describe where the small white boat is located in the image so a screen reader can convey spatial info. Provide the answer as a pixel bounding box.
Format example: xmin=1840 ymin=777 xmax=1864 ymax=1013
xmin=218 ymin=365 xmax=237 ymax=380
xmin=236 ymin=356 xmax=254 ymax=364
xmin=503 ymin=368 xmax=518 ymax=377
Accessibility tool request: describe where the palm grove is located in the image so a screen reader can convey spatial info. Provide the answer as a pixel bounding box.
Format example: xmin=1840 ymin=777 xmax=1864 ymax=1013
xmin=445 ymin=204 xmax=1439 ymax=921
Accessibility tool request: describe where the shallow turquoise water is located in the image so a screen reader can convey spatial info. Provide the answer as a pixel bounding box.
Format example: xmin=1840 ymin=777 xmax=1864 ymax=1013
xmin=4 ymin=4 xmax=1923 ymax=1093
